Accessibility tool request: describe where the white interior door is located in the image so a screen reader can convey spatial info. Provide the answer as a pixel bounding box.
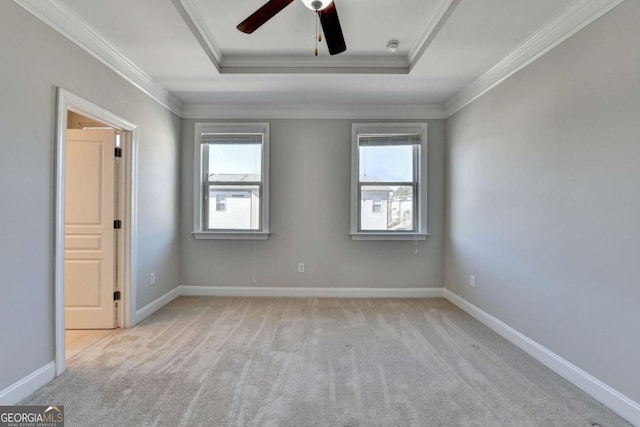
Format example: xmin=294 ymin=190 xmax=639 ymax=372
xmin=65 ymin=129 xmax=116 ymax=329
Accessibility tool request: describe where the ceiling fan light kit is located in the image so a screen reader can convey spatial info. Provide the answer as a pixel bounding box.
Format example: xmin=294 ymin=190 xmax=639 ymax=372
xmin=237 ymin=0 xmax=346 ymax=56
xmin=301 ymin=0 xmax=333 ymax=11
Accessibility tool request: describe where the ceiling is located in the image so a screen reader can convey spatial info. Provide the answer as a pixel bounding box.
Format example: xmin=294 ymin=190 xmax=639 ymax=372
xmin=14 ymin=0 xmax=623 ymax=118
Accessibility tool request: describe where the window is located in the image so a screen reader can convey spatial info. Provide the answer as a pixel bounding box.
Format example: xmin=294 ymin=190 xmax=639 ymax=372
xmin=350 ymin=123 xmax=429 ymax=240
xmin=193 ymin=123 xmax=270 ymax=240
xmin=372 ymin=196 xmax=382 ymax=213
xmin=215 ymin=195 xmax=227 ymax=212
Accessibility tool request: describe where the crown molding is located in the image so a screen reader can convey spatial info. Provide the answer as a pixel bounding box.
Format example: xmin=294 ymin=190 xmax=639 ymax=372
xmin=182 ymin=103 xmax=446 ymax=120
xmin=220 ymin=56 xmax=409 ymax=74
xmin=14 ymin=0 xmax=184 ymax=116
xmin=172 ymin=0 xmax=222 ymax=72
xmin=407 ymin=0 xmax=461 ymax=68
xmin=219 ymin=66 xmax=409 ymax=75
xmin=444 ymin=0 xmax=626 ymax=117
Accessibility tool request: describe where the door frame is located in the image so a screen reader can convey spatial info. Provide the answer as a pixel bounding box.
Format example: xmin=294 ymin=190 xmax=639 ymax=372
xmin=54 ymin=88 xmax=139 ymax=376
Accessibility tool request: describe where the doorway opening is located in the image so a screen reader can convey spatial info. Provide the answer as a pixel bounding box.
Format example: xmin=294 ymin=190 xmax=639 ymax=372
xmin=54 ymin=89 xmax=139 ymax=376
xmin=65 ymin=112 xmax=119 ymax=358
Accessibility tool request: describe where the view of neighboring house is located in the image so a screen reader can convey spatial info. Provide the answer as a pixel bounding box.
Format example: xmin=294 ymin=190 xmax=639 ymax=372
xmin=208 ymin=174 xmax=260 ymax=230
xmin=361 ymin=186 xmax=414 ymax=231
xmin=361 ymin=187 xmax=391 ymax=230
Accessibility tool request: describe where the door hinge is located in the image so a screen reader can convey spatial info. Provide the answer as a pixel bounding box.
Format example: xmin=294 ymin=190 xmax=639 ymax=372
xmin=115 ymin=147 xmax=122 ymax=158
xmin=114 ymin=220 xmax=122 ymax=229
xmin=113 ymin=291 xmax=121 ymax=301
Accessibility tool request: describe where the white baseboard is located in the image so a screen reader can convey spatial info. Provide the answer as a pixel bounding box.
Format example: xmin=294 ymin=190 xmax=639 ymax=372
xmin=180 ymin=285 xmax=445 ymax=299
xmin=135 ymin=286 xmax=181 ymax=325
xmin=135 ymin=285 xmax=443 ymax=324
xmin=443 ymin=289 xmax=640 ymax=426
xmin=0 ymin=362 xmax=56 ymax=405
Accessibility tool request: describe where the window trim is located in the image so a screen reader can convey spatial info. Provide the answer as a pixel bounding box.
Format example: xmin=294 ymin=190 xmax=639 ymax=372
xmin=193 ymin=122 xmax=270 ymax=240
xmin=350 ymin=123 xmax=429 ymax=241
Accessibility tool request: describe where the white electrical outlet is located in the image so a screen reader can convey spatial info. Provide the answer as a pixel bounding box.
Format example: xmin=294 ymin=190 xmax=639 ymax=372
xmin=150 ymin=273 xmax=156 ymax=285
xmin=470 ymin=275 xmax=476 ymax=288
xmin=298 ymin=263 xmax=305 ymax=273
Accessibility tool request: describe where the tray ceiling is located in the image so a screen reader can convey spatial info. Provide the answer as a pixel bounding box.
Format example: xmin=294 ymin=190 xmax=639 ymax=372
xmin=14 ymin=0 xmax=624 ymax=117
xmin=175 ymin=0 xmax=456 ymax=72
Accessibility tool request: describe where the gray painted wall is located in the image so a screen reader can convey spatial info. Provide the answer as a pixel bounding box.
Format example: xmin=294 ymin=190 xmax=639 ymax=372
xmin=445 ymin=1 xmax=640 ymax=403
xmin=0 ymin=2 xmax=181 ymax=390
xmin=181 ymin=119 xmax=445 ymax=288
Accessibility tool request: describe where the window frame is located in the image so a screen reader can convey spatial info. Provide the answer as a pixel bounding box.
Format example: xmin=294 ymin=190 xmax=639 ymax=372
xmin=193 ymin=122 xmax=270 ymax=240
xmin=350 ymin=123 xmax=429 ymax=241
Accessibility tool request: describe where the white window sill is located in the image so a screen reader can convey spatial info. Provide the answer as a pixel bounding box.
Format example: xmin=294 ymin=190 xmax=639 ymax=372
xmin=349 ymin=232 xmax=429 ymax=241
xmin=193 ymin=231 xmax=271 ymax=240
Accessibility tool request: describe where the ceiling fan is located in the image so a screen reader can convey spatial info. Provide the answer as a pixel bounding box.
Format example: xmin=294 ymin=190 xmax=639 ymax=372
xmin=237 ymin=0 xmax=347 ymax=56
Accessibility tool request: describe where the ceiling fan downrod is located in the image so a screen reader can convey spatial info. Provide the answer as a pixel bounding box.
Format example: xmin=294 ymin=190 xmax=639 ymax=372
xmin=315 ymin=11 xmax=320 ymax=56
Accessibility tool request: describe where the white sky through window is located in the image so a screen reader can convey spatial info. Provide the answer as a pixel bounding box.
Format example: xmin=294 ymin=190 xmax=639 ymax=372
xmin=359 ymin=145 xmax=413 ymax=182
xmin=208 ymin=144 xmax=262 ymax=177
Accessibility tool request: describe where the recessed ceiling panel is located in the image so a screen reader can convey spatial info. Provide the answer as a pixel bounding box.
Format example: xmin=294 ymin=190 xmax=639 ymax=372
xmin=193 ymin=0 xmax=444 ymax=58
xmin=177 ymin=0 xmax=460 ymax=71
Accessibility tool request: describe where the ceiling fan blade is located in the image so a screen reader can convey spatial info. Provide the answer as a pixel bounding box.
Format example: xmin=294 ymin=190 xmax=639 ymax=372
xmin=319 ymin=2 xmax=346 ymax=55
xmin=237 ymin=0 xmax=295 ymax=34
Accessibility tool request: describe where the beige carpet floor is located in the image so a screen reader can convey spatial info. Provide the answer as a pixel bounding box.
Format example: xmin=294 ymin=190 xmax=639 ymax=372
xmin=24 ymin=297 xmax=630 ymax=426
